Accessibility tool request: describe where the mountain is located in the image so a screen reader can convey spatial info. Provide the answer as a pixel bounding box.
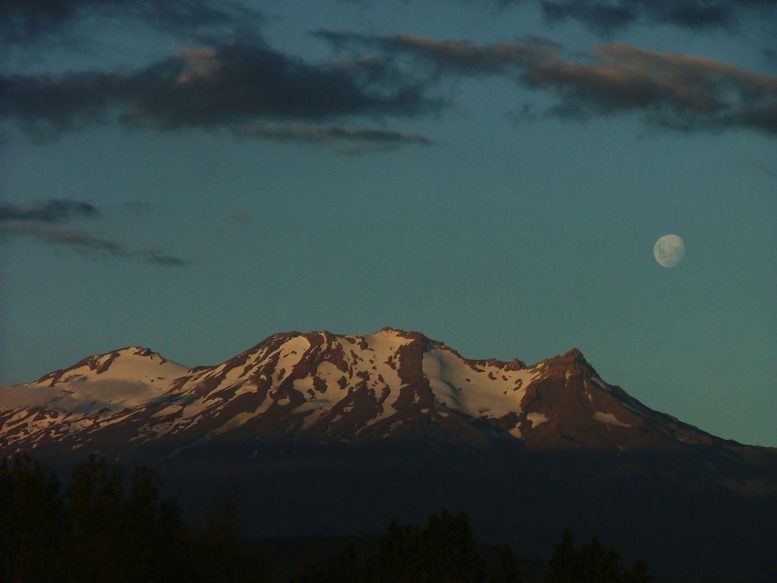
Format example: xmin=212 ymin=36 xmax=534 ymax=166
xmin=0 ymin=328 xmax=731 ymax=455
xmin=2 ymin=329 xmax=776 ymax=582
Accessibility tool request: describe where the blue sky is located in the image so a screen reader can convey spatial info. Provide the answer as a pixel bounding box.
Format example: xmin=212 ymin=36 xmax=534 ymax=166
xmin=1 ymin=0 xmax=776 ymax=446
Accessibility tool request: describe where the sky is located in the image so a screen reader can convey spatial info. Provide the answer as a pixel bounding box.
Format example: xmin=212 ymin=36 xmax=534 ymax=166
xmin=1 ymin=0 xmax=775 ymax=446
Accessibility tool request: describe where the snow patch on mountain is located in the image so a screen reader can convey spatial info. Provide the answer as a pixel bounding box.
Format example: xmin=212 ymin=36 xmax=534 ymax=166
xmin=8 ymin=347 xmax=189 ymax=413
xmin=423 ymin=347 xmax=538 ymax=418
xmin=0 ymin=329 xmax=724 ymax=454
xmin=594 ymin=412 xmax=631 ymax=428
xmin=527 ymin=412 xmax=549 ymax=428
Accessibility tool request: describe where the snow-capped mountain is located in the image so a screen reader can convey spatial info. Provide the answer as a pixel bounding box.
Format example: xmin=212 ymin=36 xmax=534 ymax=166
xmin=0 ymin=328 xmax=725 ymax=455
xmin=4 ymin=329 xmax=773 ymax=583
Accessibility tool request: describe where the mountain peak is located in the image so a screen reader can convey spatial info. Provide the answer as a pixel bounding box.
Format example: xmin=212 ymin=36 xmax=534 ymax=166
xmin=564 ymin=347 xmax=585 ymax=360
xmin=31 ymin=345 xmax=186 ymax=387
xmin=115 ymin=346 xmax=164 ymax=358
xmin=541 ymin=347 xmax=598 ymax=378
xmin=561 ymin=347 xmax=594 ymax=371
xmin=2 ymin=329 xmax=723 ymax=455
xmin=375 ymin=326 xmax=427 ymax=340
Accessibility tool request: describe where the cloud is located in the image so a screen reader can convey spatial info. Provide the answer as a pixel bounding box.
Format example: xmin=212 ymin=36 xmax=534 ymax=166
xmin=0 ymin=198 xmax=187 ymax=267
xmin=316 ymin=32 xmax=777 ymax=137
xmin=1 ymin=221 xmax=126 ymax=255
xmin=141 ymin=247 xmax=188 ymax=267
xmin=232 ymin=122 xmax=433 ymax=151
xmin=0 ymin=198 xmax=99 ymax=222
xmin=0 ymin=0 xmax=261 ymax=45
xmin=540 ymin=0 xmax=731 ymax=32
xmin=763 ymin=48 xmax=777 ymax=69
xmin=488 ymin=0 xmax=777 ymax=34
xmin=314 ymin=30 xmax=528 ymax=76
xmin=0 ymin=221 xmax=189 ymax=266
xmin=0 ymin=37 xmax=438 ymax=138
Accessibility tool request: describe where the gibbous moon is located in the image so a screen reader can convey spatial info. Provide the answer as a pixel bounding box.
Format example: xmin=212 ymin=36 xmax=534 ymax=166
xmin=654 ymin=234 xmax=685 ymax=268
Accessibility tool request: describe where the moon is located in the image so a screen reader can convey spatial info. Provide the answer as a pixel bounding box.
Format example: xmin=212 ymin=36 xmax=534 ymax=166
xmin=654 ymin=234 xmax=685 ymax=268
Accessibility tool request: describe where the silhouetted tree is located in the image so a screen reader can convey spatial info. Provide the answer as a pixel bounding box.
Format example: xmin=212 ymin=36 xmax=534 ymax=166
xmin=188 ymin=497 xmax=272 ymax=582
xmin=577 ymin=537 xmax=622 ymax=582
xmin=546 ymin=528 xmax=577 ymax=583
xmin=65 ymin=455 xmax=125 ymax=580
xmin=545 ymin=529 xmax=652 ymax=583
xmin=323 ymin=542 xmax=363 ymax=582
xmin=120 ymin=466 xmax=164 ymax=580
xmin=421 ymin=510 xmax=486 ymax=582
xmin=153 ymin=497 xmax=188 ymax=581
xmin=292 ymin=555 xmax=327 ymax=582
xmin=624 ymin=560 xmax=652 ymax=583
xmin=365 ymin=510 xmax=486 ymax=582
xmin=0 ymin=455 xmax=65 ymax=582
xmin=368 ymin=519 xmax=424 ymax=581
xmin=0 ymin=455 xmax=654 ymax=583
xmin=488 ymin=545 xmax=524 ymax=582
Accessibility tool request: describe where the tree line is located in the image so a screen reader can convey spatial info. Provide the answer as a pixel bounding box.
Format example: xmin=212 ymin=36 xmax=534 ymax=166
xmin=0 ymin=455 xmax=650 ymax=582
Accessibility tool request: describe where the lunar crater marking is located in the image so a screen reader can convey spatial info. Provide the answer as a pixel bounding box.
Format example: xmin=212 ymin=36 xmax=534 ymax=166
xmin=654 ymin=234 xmax=685 ymax=268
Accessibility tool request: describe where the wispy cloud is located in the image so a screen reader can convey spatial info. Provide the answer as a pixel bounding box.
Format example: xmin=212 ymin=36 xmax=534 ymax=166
xmin=140 ymin=247 xmax=188 ymax=267
xmin=232 ymin=122 xmax=433 ymax=152
xmin=0 ymin=37 xmax=439 ymax=139
xmin=492 ymin=0 xmax=777 ymax=34
xmin=0 ymin=198 xmax=99 ymax=223
xmin=0 ymin=199 xmax=187 ymax=267
xmin=5 ymin=18 xmax=773 ymax=143
xmin=0 ymin=0 xmax=261 ymax=45
xmin=316 ymin=32 xmax=777 ymax=137
xmin=2 ymin=221 xmax=126 ymax=255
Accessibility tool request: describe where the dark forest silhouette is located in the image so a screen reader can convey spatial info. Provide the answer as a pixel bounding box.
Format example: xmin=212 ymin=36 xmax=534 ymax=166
xmin=0 ymin=455 xmax=650 ymax=582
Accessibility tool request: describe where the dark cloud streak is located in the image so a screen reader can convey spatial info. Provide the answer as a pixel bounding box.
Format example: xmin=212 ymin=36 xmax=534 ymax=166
xmin=1 ymin=221 xmax=125 ymax=256
xmin=0 ymin=198 xmax=187 ymax=267
xmin=0 ymin=199 xmax=98 ymax=223
xmin=493 ymin=0 xmax=777 ymax=33
xmin=141 ymin=247 xmax=188 ymax=267
xmin=232 ymin=122 xmax=433 ymax=151
xmin=0 ymin=0 xmax=261 ymax=45
xmin=0 ymin=38 xmax=438 ymax=138
xmin=539 ymin=1 xmax=637 ymax=33
xmin=317 ymin=32 xmax=777 ymax=138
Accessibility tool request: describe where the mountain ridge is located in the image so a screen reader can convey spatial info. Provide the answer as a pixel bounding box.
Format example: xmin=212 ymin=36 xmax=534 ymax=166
xmin=3 ymin=329 xmax=776 ymax=583
xmin=0 ymin=327 xmax=749 ymax=456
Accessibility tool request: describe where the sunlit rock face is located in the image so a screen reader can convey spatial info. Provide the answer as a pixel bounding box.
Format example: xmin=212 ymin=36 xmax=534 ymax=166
xmin=0 ymin=328 xmax=725 ymax=455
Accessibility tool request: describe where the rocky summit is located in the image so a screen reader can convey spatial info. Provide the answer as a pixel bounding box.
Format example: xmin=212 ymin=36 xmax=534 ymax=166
xmin=0 ymin=328 xmax=732 ymax=455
